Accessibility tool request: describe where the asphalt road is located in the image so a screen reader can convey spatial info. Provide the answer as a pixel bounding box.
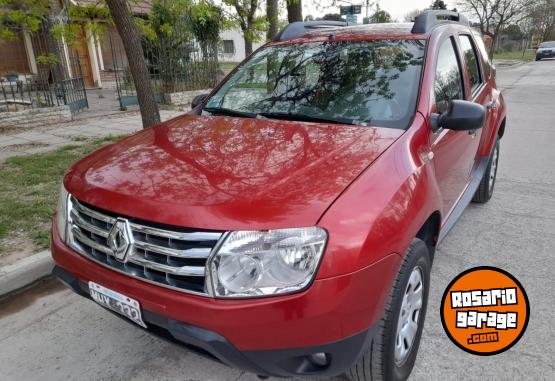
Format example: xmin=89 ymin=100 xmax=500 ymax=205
xmin=1 ymin=60 xmax=555 ymax=381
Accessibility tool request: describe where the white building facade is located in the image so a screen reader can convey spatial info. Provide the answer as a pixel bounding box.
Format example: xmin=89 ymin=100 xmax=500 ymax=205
xmin=219 ymin=29 xmax=266 ymax=63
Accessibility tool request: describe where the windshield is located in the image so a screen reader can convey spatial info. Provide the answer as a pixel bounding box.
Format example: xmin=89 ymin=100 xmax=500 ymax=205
xmin=540 ymin=41 xmax=555 ymax=48
xmin=204 ymin=40 xmax=426 ymax=129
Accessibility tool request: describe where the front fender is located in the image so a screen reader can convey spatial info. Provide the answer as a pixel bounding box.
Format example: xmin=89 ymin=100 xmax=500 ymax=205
xmin=316 ymin=114 xmax=442 ymax=280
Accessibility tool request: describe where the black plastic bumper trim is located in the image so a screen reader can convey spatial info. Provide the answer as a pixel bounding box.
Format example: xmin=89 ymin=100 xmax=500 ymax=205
xmin=52 ymin=265 xmax=376 ymax=377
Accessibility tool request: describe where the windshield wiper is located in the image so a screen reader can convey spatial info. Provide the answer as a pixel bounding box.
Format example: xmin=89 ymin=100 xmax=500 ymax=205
xmin=203 ymin=107 xmax=256 ymax=119
xmin=257 ymin=112 xmax=358 ymax=125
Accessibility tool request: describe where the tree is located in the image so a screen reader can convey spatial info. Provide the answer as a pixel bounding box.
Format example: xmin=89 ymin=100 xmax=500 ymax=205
xmin=459 ymin=0 xmax=533 ymax=56
xmin=223 ymin=0 xmax=266 ymax=56
xmin=430 ymin=0 xmax=448 ymax=10
xmin=106 ymin=0 xmax=160 ymax=128
xmin=527 ymin=0 xmax=555 ymax=42
xmin=370 ymin=7 xmax=391 ymax=23
xmin=266 ymin=0 xmax=278 ymax=40
xmin=286 ymin=0 xmax=303 ymax=23
xmin=503 ymin=24 xmax=524 ymax=40
xmin=321 ymin=13 xmax=345 ymax=22
xmin=0 ymin=0 xmax=49 ymax=40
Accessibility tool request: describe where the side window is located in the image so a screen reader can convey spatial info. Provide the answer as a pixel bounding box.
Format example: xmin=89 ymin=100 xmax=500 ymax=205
xmin=459 ymin=35 xmax=482 ymax=93
xmin=434 ymin=38 xmax=464 ymax=114
xmin=473 ymin=32 xmax=492 ymax=79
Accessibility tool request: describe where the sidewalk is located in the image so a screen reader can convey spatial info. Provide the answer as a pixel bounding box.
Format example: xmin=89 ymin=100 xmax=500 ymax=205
xmin=0 ymin=109 xmax=184 ymax=162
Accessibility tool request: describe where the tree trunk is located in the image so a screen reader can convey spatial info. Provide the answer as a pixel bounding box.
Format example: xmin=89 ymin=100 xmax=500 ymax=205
xmin=105 ymin=0 xmax=160 ymax=128
xmin=267 ymin=0 xmax=279 ymax=40
xmin=287 ymin=0 xmax=303 ymax=23
xmin=244 ymin=35 xmax=253 ymax=57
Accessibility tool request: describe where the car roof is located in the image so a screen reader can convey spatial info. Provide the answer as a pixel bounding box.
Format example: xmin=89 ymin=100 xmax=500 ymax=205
xmin=274 ymin=12 xmax=471 ymax=44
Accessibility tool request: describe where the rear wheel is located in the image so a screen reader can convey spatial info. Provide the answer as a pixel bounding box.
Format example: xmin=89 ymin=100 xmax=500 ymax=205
xmin=472 ymin=138 xmax=499 ymax=203
xmin=347 ymin=239 xmax=431 ymax=381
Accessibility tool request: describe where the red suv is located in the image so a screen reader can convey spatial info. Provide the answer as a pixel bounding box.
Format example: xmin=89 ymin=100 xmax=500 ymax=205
xmin=52 ymin=11 xmax=506 ymax=381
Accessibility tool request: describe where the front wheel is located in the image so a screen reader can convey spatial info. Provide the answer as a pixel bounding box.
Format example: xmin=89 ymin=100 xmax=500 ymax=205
xmin=347 ymin=239 xmax=431 ymax=381
xmin=472 ymin=138 xmax=500 ymax=203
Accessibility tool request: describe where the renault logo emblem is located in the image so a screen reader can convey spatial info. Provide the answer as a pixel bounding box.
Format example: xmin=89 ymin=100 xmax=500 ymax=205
xmin=107 ymin=218 xmax=134 ymax=262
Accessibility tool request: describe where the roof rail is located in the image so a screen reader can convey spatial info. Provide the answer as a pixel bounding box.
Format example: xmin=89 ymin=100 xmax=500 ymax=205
xmin=273 ymin=21 xmax=348 ymax=42
xmin=411 ymin=10 xmax=469 ymax=33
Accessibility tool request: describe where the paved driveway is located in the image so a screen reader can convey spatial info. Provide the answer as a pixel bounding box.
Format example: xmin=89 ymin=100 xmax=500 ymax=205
xmin=1 ymin=61 xmax=554 ymax=381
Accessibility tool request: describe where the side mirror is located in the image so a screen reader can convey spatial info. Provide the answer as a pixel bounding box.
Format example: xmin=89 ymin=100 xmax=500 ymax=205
xmin=191 ymin=94 xmax=209 ymax=110
xmin=431 ymin=100 xmax=485 ymax=132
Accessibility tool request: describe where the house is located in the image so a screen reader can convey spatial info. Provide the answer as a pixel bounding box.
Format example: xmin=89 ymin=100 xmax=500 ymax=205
xmin=219 ymin=29 xmax=265 ymax=63
xmin=0 ymin=0 xmax=150 ymax=88
xmin=1 ymin=0 xmax=264 ymax=90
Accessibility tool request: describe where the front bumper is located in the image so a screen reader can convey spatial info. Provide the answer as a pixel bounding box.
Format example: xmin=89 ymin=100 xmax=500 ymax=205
xmin=51 ymin=222 xmax=400 ymax=376
xmin=54 ymin=265 xmax=378 ymax=377
xmin=537 ymin=51 xmax=555 ymax=58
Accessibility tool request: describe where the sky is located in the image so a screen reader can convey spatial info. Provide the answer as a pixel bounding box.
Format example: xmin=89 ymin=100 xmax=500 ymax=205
xmin=303 ymin=0 xmax=459 ymax=23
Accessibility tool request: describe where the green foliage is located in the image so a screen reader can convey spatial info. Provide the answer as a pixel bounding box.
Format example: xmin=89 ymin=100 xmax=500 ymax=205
xmin=370 ymin=10 xmax=392 ymax=23
xmin=503 ymin=24 xmax=524 ymax=40
xmin=223 ymin=0 xmax=267 ymax=43
xmin=35 ymin=53 xmax=59 ymax=66
xmin=68 ymin=3 xmax=111 ymax=21
xmin=139 ymin=0 xmax=224 ymax=92
xmin=51 ymin=22 xmax=82 ymax=47
xmin=0 ymin=0 xmax=49 ymax=40
xmin=190 ymin=0 xmax=223 ymax=45
xmin=430 ymin=0 xmax=448 ymax=10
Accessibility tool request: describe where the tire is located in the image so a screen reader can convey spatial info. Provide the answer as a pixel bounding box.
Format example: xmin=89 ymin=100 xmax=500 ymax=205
xmin=472 ymin=138 xmax=500 ymax=203
xmin=535 ymin=56 xmax=541 ymax=61
xmin=347 ymin=239 xmax=431 ymax=381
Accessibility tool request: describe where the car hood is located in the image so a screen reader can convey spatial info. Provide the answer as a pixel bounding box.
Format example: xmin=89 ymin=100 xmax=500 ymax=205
xmin=65 ymin=114 xmax=403 ymax=230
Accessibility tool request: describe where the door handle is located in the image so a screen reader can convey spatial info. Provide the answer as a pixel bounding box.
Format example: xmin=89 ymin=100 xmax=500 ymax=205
xmin=486 ymin=99 xmax=495 ymax=110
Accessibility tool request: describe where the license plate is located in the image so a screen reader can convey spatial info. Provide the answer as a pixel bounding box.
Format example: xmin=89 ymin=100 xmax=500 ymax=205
xmin=89 ymin=282 xmax=147 ymax=328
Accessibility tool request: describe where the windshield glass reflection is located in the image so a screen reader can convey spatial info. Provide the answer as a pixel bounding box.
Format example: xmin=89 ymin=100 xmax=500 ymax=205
xmin=205 ymin=40 xmax=425 ymax=129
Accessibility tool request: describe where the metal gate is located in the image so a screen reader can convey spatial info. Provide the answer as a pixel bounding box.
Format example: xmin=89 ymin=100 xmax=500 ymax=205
xmin=107 ymin=25 xmax=220 ymax=111
xmin=29 ymin=18 xmax=89 ymax=114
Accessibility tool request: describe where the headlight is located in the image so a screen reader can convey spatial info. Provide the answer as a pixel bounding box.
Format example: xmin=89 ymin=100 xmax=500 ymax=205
xmin=209 ymin=227 xmax=327 ymax=298
xmin=56 ymin=183 xmax=71 ymax=243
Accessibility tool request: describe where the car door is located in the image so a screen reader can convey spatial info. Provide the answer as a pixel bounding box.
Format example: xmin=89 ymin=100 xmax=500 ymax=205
xmin=430 ymin=36 xmax=479 ymax=217
xmin=457 ymin=32 xmax=490 ymax=161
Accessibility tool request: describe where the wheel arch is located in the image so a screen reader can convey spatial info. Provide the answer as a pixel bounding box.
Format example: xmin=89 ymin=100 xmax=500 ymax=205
xmin=415 ymin=211 xmax=441 ymax=258
xmin=498 ymin=117 xmax=506 ymax=138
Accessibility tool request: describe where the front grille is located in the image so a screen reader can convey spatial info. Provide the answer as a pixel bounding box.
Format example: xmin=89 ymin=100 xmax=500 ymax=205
xmin=68 ymin=197 xmax=223 ymax=295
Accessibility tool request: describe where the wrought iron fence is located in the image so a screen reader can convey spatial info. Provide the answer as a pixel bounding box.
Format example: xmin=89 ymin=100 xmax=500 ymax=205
xmin=0 ymin=74 xmax=61 ymax=112
xmin=110 ymin=31 xmax=220 ymax=110
xmin=0 ymin=18 xmax=88 ymax=114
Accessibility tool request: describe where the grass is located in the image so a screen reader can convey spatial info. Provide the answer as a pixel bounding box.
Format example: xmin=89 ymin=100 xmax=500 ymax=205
xmin=493 ymin=50 xmax=536 ymax=62
xmin=0 ymin=135 xmax=123 ymax=256
xmin=219 ymin=62 xmax=240 ymax=73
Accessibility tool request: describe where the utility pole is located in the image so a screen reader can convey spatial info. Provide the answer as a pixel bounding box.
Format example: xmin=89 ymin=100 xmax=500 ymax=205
xmin=366 ymin=0 xmax=369 ymax=18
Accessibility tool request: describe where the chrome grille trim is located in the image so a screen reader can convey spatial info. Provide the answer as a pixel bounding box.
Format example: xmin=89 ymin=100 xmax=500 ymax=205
xmin=68 ymin=197 xmax=224 ymax=295
xmin=75 ymin=201 xmax=114 ymax=224
xmin=72 ymin=227 xmax=112 ymax=255
xmin=133 ymin=241 xmax=212 ymax=259
xmin=70 ymin=211 xmax=109 ymax=238
xmin=127 ymin=256 xmax=206 ymax=276
xmin=130 ymin=224 xmax=221 ymax=242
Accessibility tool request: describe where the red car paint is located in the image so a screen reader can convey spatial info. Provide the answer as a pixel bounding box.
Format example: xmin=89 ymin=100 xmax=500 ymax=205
xmin=52 ymin=21 xmax=506 ymax=372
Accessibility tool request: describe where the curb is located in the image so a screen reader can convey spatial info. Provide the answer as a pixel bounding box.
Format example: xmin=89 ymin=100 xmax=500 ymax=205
xmin=0 ymin=250 xmax=53 ymax=297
